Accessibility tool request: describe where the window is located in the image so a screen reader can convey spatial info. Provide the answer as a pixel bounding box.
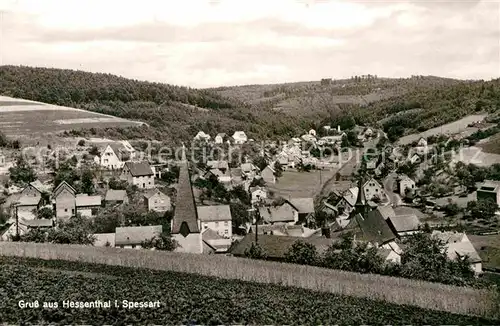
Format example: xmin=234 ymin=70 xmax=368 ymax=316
xmin=104 ymin=159 xmax=108 ymax=163
xmin=375 ymin=189 xmax=378 ymax=192
xmin=131 ymin=244 xmax=136 ymax=249
xmin=64 ymin=208 xmax=68 ymax=212
xmin=224 ymin=221 xmax=228 ymax=226
xmin=224 ymin=229 xmax=228 ymax=235
xmin=204 ymin=223 xmax=208 ymax=229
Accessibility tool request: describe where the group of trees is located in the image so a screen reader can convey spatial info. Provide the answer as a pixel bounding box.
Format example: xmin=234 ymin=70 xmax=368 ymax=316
xmin=8 ymin=156 xmax=37 ymax=184
xmin=245 ymin=231 xmax=479 ymax=287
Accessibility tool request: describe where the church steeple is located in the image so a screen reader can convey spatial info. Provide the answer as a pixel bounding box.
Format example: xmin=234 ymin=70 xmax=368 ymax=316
xmin=354 ymin=176 xmax=368 ymax=217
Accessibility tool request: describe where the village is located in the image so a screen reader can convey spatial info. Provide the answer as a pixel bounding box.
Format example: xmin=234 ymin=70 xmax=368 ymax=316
xmin=0 ymin=121 xmax=499 ymax=277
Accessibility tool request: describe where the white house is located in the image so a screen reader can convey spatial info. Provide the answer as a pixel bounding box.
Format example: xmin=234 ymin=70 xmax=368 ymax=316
xmin=308 ymin=129 xmax=317 ymax=137
xmin=214 ymin=133 xmax=232 ymax=144
xmin=232 ymin=131 xmax=248 ymax=144
xmin=121 ymin=161 xmax=155 ymax=189
xmin=362 ymin=178 xmax=386 ymax=202
xmin=144 ymin=189 xmax=171 ymax=212
xmin=432 ymin=231 xmax=482 ymax=274
xmin=0 ymin=152 xmax=5 ymax=167
xmin=197 ymin=205 xmax=232 ymax=239
xmin=398 ymin=175 xmax=416 ymax=197
xmin=410 ymin=153 xmax=421 ymax=165
xmin=194 ymin=131 xmax=211 ymax=142
xmin=250 ymin=186 xmax=267 ymax=204
xmin=93 ymin=143 xmax=132 ymax=170
xmin=240 ymin=163 xmax=259 ymax=178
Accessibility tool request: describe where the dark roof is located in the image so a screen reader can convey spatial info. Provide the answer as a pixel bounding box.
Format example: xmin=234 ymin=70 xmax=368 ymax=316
xmin=105 ymin=189 xmax=128 ymax=202
xmin=172 ymin=159 xmax=200 ymax=234
xmin=230 ymin=234 xmax=338 ymax=259
xmin=356 ymin=208 xmax=397 ymax=244
xmin=124 ymin=161 xmax=154 ymax=177
xmin=355 ymin=177 xmax=367 ymax=208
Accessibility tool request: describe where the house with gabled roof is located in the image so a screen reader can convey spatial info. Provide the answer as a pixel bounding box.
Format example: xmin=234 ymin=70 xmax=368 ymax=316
xmin=197 ymin=205 xmax=232 ymax=237
xmin=250 ymin=186 xmax=267 ymax=204
xmin=171 ymin=148 xmax=203 ymax=253
xmin=52 ymin=181 xmax=77 ymax=221
xmin=288 ymin=197 xmax=314 ymax=222
xmin=431 ymin=230 xmax=482 ymax=274
xmin=240 ymin=163 xmax=259 ymax=178
xmin=194 ymin=131 xmax=211 ymax=142
xmin=214 ymin=133 xmax=232 ymax=145
xmin=0 ymin=217 xmax=53 ymax=241
xmin=144 ymin=189 xmax=171 ymax=213
xmin=232 ymin=131 xmax=248 ymax=144
xmin=398 ymin=175 xmax=416 ymax=197
xmin=93 ymin=142 xmax=131 ymax=170
xmin=202 ymin=228 xmax=231 ymax=253
xmin=386 ymin=214 xmax=420 ymax=237
xmin=261 ymin=165 xmax=276 ymax=184
xmin=15 ymin=182 xmax=44 ymax=220
xmin=258 ymin=201 xmax=299 ymax=225
xmin=121 ymin=161 xmax=155 ymax=189
xmin=115 ymin=225 xmax=162 ymax=249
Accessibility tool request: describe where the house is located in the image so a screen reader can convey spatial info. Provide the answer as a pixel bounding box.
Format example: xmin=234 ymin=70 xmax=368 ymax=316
xmin=202 ymin=228 xmax=231 ymax=253
xmin=197 ymin=205 xmax=232 ymax=239
xmin=52 ymin=181 xmax=77 ymax=221
xmin=171 ymin=150 xmax=203 ymax=254
xmin=15 ymin=182 xmax=44 ymax=220
xmin=366 ymin=157 xmax=378 ymax=170
xmin=398 ymin=175 xmax=416 ymax=197
xmin=115 ymin=225 xmax=162 ymax=249
xmin=0 ymin=218 xmax=53 ymax=241
xmin=93 ymin=143 xmax=131 ymax=170
xmin=206 ymin=160 xmax=229 ymax=173
xmin=362 ymin=178 xmax=386 ymax=202
xmin=0 ymin=152 xmax=5 ymax=167
xmin=232 ymin=131 xmax=248 ymax=144
xmin=288 ymin=197 xmax=315 ymax=222
xmin=250 ymin=186 xmax=267 ymax=204
xmin=194 ymin=131 xmax=211 ymax=142
xmin=387 ymin=214 xmax=420 ymax=236
xmin=105 ymin=189 xmax=129 ymax=206
xmin=355 ymin=208 xmax=397 ymax=247
xmin=214 ymin=133 xmax=232 ymax=144
xmin=206 ymin=168 xmax=232 ymax=183
xmin=75 ymin=194 xmax=101 ymax=217
xmin=363 ymin=127 xmax=373 ymax=138
xmin=416 ymin=137 xmax=428 ymax=154
xmin=261 ymin=165 xmax=276 ymax=184
xmin=476 ymin=180 xmax=500 ymax=206
xmin=230 ymin=234 xmax=335 ymax=262
xmin=144 ymin=189 xmax=171 ymax=213
xmin=240 ymin=163 xmax=259 ymax=178
xmin=258 ymin=201 xmax=299 ymax=225
xmin=410 ymin=153 xmax=421 ymax=165
xmin=377 ymin=248 xmax=401 ymax=264
xmin=335 ymin=187 xmax=359 ymax=217
xmin=121 ymin=161 xmax=155 ymax=189
xmin=309 ymin=129 xmax=317 ymax=137
xmin=301 ymin=134 xmax=316 ymax=143
xmin=432 ymin=231 xmax=482 ymax=274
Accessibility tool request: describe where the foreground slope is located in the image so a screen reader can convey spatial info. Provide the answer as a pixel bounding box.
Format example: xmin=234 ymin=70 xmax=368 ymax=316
xmin=1 ymin=257 xmax=498 ymax=324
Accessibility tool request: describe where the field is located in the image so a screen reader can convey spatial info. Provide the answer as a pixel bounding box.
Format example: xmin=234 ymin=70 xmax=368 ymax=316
xmin=451 ymin=146 xmax=500 ymax=167
xmin=0 ymin=242 xmax=499 ymax=320
xmin=397 ymin=114 xmax=488 ymax=145
xmin=1 ymin=257 xmax=499 ymax=324
xmin=479 ymin=133 xmax=500 ymax=155
xmin=0 ymin=96 xmax=145 ymax=138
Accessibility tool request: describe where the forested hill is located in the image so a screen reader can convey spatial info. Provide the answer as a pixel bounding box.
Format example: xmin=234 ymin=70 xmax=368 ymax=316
xmin=0 ymin=65 xmax=312 ymax=142
xmin=1 ymin=65 xmax=499 ymax=143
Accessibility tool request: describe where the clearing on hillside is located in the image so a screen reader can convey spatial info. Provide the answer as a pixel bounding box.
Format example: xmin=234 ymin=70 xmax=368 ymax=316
xmin=0 ymin=95 xmax=145 ymax=137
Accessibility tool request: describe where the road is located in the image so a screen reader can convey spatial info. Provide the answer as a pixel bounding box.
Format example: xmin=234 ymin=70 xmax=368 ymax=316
xmin=383 ymin=172 xmax=402 ymax=207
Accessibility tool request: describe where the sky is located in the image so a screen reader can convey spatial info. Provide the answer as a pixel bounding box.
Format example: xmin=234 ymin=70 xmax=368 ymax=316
xmin=0 ymin=0 xmax=499 ymax=88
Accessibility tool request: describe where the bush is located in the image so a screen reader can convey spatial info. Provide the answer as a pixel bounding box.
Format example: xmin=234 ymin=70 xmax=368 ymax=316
xmin=284 ymin=240 xmax=319 ymax=266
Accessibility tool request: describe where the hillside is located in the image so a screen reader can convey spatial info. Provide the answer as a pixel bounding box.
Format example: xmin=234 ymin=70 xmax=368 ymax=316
xmin=0 ymin=66 xmax=310 ymax=142
xmin=1 ymin=65 xmax=499 ymax=143
xmin=1 ymin=256 xmax=498 ymax=324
